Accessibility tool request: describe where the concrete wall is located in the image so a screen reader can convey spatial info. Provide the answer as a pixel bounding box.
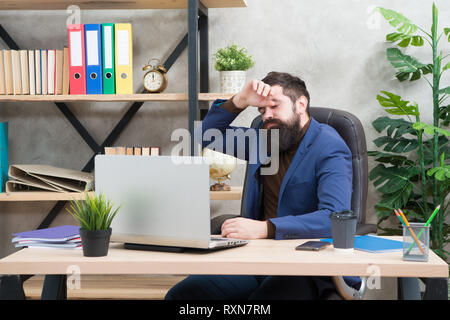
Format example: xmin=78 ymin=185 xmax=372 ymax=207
xmin=0 ymin=1 xmax=448 ymax=297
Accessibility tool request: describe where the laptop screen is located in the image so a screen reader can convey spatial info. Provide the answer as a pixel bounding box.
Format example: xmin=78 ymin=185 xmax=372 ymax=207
xmin=94 ymin=155 xmax=212 ymax=248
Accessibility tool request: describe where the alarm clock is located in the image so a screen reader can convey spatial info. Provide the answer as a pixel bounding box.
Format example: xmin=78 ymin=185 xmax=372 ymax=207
xmin=142 ymin=58 xmax=168 ymax=93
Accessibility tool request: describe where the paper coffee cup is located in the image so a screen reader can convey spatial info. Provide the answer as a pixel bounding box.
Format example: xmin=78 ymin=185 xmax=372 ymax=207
xmin=330 ymin=210 xmax=357 ymax=252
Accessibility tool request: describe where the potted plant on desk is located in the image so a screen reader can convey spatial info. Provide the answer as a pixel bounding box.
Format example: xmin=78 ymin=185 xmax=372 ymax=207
xmin=213 ymin=43 xmax=255 ymax=93
xmin=67 ymin=192 xmax=121 ymax=257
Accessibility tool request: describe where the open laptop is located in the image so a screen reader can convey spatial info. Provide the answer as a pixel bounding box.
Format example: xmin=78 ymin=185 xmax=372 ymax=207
xmin=94 ymin=155 xmax=248 ymax=251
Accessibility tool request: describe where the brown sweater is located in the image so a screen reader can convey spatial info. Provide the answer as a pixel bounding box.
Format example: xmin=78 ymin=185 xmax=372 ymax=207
xmin=219 ymin=98 xmax=310 ymax=238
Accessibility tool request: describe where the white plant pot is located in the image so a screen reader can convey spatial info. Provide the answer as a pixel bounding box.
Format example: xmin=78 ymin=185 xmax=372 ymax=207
xmin=220 ymin=70 xmax=246 ymax=94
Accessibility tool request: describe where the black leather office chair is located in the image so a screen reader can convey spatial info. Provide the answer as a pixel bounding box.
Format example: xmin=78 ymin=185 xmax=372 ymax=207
xmin=210 ymin=107 xmax=377 ymax=300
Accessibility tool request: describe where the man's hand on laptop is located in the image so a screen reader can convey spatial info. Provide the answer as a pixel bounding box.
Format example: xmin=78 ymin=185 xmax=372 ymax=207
xmin=232 ymin=80 xmax=277 ymax=110
xmin=221 ymin=217 xmax=268 ymax=239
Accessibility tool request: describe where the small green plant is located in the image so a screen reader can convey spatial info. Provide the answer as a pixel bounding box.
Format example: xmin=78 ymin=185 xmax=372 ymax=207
xmin=67 ymin=192 xmax=120 ymax=231
xmin=213 ymin=44 xmax=255 ymax=71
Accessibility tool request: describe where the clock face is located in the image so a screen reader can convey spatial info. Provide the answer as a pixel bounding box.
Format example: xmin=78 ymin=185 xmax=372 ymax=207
xmin=144 ymin=71 xmax=164 ymax=91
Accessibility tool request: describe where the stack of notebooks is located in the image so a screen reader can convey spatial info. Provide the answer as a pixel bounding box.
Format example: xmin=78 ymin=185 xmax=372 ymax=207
xmin=320 ymin=235 xmax=403 ymax=253
xmin=12 ymin=225 xmax=81 ymax=249
xmin=5 ymin=164 xmax=94 ymax=193
xmin=0 ymin=48 xmax=69 ymax=95
xmin=105 ymin=146 xmax=161 ymax=156
xmin=0 ymin=23 xmax=133 ymax=96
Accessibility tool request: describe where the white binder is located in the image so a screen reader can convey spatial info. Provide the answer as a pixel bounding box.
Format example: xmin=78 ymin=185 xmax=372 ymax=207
xmin=35 ymin=49 xmax=41 ymax=95
xmin=41 ymin=50 xmax=47 ymax=95
xmin=47 ymin=49 xmax=56 ymax=95
xmin=28 ymin=50 xmax=35 ymax=95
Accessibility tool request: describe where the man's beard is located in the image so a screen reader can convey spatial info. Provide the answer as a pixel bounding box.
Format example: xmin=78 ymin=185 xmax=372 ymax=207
xmin=262 ymin=113 xmax=302 ymax=153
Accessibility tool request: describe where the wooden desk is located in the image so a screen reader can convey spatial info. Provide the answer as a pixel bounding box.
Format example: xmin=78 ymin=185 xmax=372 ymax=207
xmin=0 ymin=238 xmax=448 ymax=299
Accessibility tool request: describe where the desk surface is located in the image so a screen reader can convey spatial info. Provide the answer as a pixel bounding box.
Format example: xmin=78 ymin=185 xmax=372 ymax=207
xmin=0 ymin=238 xmax=447 ymax=278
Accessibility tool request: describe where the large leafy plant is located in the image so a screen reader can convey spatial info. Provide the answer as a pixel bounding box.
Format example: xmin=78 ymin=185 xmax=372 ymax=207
xmin=369 ymin=4 xmax=450 ymax=260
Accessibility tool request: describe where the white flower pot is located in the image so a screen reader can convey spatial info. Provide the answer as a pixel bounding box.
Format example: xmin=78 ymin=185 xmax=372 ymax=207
xmin=220 ymin=70 xmax=246 ymax=94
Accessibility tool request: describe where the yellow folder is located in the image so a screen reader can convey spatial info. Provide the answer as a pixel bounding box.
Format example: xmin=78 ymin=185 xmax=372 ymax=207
xmin=114 ymin=23 xmax=133 ymax=94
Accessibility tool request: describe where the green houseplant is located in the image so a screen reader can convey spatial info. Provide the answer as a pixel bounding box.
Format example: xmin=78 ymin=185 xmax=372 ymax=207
xmin=213 ymin=44 xmax=255 ymax=93
xmin=67 ymin=192 xmax=121 ymax=257
xmin=369 ymin=4 xmax=450 ymax=261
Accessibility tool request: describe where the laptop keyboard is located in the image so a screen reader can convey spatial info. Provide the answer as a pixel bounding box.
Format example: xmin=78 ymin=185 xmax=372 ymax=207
xmin=210 ymin=237 xmax=229 ymax=241
xmin=210 ymin=237 xmax=246 ymax=243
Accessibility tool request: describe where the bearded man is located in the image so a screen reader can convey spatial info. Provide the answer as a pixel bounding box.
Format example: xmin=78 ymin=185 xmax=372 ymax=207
xmin=166 ymin=72 xmax=360 ymax=300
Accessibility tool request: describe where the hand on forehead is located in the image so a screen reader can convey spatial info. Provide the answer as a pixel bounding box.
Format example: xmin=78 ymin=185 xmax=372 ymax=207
xmin=259 ymin=84 xmax=283 ymax=108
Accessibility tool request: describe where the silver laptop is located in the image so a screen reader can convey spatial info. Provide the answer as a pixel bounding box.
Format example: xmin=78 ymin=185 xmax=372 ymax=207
xmin=94 ymin=155 xmax=248 ymax=250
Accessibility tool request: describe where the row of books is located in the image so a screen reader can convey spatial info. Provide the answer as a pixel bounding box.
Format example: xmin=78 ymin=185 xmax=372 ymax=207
xmin=105 ymin=146 xmax=161 ymax=156
xmin=12 ymin=225 xmax=82 ymax=249
xmin=0 ymin=48 xmax=69 ymax=95
xmin=68 ymin=23 xmax=133 ymax=95
xmin=0 ymin=23 xmax=133 ymax=96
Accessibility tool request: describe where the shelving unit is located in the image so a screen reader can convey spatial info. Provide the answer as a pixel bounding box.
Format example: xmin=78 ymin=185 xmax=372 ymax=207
xmin=0 ymin=0 xmax=247 ymax=10
xmin=0 ymin=1 xmax=247 ymax=230
xmin=0 ymin=187 xmax=243 ymax=201
xmin=0 ymin=93 xmax=233 ymax=102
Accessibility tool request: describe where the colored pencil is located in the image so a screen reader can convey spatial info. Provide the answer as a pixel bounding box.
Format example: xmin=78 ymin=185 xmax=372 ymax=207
xmin=406 ymin=205 xmax=440 ymax=254
xmin=396 ymin=209 xmax=426 ymax=255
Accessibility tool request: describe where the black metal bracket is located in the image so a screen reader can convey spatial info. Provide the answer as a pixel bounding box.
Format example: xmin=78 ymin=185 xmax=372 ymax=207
xmin=41 ymin=275 xmax=67 ymax=300
xmin=398 ymin=277 xmax=448 ymax=300
xmin=0 ymin=275 xmax=26 ymax=300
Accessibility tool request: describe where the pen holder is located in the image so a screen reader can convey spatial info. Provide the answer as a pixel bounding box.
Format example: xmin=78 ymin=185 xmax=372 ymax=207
xmin=402 ymin=222 xmax=429 ymax=262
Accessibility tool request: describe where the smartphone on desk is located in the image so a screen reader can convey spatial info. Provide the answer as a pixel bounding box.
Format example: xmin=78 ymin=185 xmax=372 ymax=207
xmin=295 ymin=241 xmax=331 ymax=251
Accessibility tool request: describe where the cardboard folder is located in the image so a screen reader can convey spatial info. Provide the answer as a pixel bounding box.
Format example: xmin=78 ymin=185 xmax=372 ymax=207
xmin=6 ymin=164 xmax=94 ymax=193
xmin=0 ymin=50 xmax=5 ymax=95
xmin=41 ymin=49 xmax=48 ymax=95
xmin=47 ymin=49 xmax=56 ymax=95
xmin=8 ymin=165 xmax=66 ymax=192
xmin=3 ymin=50 xmax=13 ymax=95
xmin=35 ymin=49 xmax=41 ymax=95
xmin=28 ymin=50 xmax=35 ymax=95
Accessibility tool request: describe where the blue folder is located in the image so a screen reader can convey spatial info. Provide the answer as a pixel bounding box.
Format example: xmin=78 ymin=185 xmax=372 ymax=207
xmin=0 ymin=122 xmax=8 ymax=192
xmin=13 ymin=225 xmax=80 ymax=242
xmin=85 ymin=24 xmax=103 ymax=94
xmin=321 ymin=235 xmax=403 ymax=253
xmin=0 ymin=122 xmax=8 ymax=193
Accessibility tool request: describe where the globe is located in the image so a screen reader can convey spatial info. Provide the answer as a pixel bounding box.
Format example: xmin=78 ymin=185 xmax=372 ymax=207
xmin=201 ymin=148 xmax=237 ymax=191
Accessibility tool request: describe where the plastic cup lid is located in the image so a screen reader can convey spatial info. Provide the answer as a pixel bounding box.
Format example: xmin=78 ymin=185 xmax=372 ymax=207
xmin=330 ymin=210 xmax=357 ymax=220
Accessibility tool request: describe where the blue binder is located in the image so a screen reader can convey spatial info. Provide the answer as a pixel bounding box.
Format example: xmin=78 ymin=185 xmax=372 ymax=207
xmin=85 ymin=24 xmax=103 ymax=94
xmin=0 ymin=122 xmax=8 ymax=193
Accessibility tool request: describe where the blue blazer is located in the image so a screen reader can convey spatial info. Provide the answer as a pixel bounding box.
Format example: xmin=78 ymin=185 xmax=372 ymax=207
xmin=196 ymin=100 xmax=353 ymax=240
xmin=196 ymin=100 xmax=360 ymax=289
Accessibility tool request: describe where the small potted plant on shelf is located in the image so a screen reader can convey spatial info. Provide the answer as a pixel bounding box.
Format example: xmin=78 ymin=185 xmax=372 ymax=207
xmin=213 ymin=44 xmax=255 ymax=93
xmin=67 ymin=192 xmax=121 ymax=257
